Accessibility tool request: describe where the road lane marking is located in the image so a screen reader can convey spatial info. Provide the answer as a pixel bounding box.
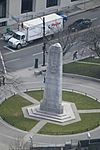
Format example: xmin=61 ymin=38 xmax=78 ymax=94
xmin=3 ymin=45 xmax=16 ymax=52
xmin=32 ymin=52 xmax=43 ymax=56
xmin=3 ymin=43 xmax=43 ymax=56
xmin=5 ymin=58 xmax=21 ymax=63
xmin=91 ymin=17 xmax=97 ymax=21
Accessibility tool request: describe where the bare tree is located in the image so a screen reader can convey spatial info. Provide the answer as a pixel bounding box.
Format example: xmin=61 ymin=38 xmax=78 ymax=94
xmin=57 ymin=29 xmax=77 ymax=55
xmin=9 ymin=136 xmax=34 ymax=150
xmin=0 ymin=67 xmax=23 ymax=101
xmin=81 ymin=27 xmax=100 ymax=57
xmin=9 ymin=137 xmax=25 ymax=150
xmin=45 ymin=26 xmax=78 ymax=56
xmin=0 ymin=50 xmax=23 ymax=100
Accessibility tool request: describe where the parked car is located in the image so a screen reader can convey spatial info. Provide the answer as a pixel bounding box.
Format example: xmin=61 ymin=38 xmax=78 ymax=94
xmin=2 ymin=30 xmax=14 ymax=41
xmin=68 ymin=18 xmax=92 ymax=32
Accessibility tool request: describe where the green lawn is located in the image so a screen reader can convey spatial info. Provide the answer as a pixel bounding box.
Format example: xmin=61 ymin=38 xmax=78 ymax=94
xmin=26 ymin=90 xmax=43 ymax=101
xmin=39 ymin=113 xmax=100 ymax=135
xmin=63 ymin=62 xmax=100 ymax=79
xmin=0 ymin=95 xmax=38 ymax=131
xmin=62 ymin=91 xmax=100 ymax=109
xmin=80 ymin=57 xmax=100 ymax=63
xmin=0 ymin=91 xmax=100 ymax=134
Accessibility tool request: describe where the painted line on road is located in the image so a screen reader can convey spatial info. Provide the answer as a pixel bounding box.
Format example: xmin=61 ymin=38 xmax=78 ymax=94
xmin=3 ymin=43 xmax=43 ymax=56
xmin=8 ymin=43 xmax=43 ymax=54
xmin=5 ymin=58 xmax=21 ymax=63
xmin=3 ymin=45 xmax=16 ymax=52
xmin=32 ymin=52 xmax=43 ymax=56
xmin=91 ymin=17 xmax=98 ymax=21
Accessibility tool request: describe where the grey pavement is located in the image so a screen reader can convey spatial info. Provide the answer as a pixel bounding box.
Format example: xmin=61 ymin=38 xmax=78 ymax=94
xmin=66 ymin=0 xmax=100 ymax=16
xmin=0 ymin=0 xmax=100 ymax=149
xmin=78 ymin=109 xmax=100 ymax=113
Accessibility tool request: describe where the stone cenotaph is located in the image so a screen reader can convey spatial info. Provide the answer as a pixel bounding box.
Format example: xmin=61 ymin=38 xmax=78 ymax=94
xmin=40 ymin=43 xmax=63 ymax=114
xmin=26 ymin=43 xmax=80 ymax=124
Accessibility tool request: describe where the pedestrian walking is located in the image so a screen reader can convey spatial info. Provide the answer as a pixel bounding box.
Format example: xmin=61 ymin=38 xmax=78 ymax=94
xmin=0 ymin=79 xmax=1 ymax=87
xmin=2 ymin=76 xmax=5 ymax=85
xmin=43 ymin=76 xmax=46 ymax=83
xmin=73 ymin=51 xmax=78 ymax=60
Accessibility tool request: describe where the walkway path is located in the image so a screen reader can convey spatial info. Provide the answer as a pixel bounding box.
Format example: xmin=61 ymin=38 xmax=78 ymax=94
xmin=18 ymin=92 xmax=39 ymax=104
xmin=78 ymin=109 xmax=100 ymax=113
xmin=23 ymin=120 xmax=47 ymax=145
xmin=77 ymin=61 xmax=100 ymax=66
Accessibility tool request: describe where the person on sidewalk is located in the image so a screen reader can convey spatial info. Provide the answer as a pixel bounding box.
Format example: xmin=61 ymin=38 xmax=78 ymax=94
xmin=73 ymin=51 xmax=78 ymax=60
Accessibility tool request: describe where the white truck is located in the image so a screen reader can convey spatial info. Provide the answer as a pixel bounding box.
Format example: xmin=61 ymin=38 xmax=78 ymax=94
xmin=8 ymin=13 xmax=63 ymax=49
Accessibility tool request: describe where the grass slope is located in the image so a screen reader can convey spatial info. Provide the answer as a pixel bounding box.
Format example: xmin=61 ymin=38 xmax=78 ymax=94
xmin=0 ymin=95 xmax=38 ymax=131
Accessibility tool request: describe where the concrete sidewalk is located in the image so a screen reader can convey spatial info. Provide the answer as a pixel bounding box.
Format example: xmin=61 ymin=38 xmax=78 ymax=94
xmin=77 ymin=0 xmax=100 ymax=10
xmin=59 ymin=0 xmax=100 ymax=17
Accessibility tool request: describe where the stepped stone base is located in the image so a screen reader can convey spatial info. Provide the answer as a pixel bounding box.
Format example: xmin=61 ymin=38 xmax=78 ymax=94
xmin=23 ymin=101 xmax=80 ymax=124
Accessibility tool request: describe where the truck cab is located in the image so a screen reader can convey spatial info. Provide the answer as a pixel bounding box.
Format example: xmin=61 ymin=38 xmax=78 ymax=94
xmin=8 ymin=31 xmax=27 ymax=49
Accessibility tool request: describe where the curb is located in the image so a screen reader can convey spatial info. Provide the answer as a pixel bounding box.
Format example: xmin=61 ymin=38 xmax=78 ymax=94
xmin=0 ymin=117 xmax=27 ymax=134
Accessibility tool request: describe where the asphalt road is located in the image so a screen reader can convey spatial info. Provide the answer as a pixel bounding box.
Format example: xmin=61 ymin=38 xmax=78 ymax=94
xmin=66 ymin=6 xmax=100 ymax=27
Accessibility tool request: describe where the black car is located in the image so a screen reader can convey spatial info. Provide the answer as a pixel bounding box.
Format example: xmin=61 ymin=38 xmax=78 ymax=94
xmin=68 ymin=18 xmax=92 ymax=32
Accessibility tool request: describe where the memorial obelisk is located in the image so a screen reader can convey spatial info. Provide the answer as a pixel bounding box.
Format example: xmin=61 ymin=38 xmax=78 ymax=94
xmin=40 ymin=43 xmax=63 ymax=114
xmin=26 ymin=43 xmax=78 ymax=123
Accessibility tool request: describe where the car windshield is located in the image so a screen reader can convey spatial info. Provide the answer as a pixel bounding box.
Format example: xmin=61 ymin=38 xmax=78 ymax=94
xmin=13 ymin=33 xmax=20 ymax=40
xmin=75 ymin=19 xmax=83 ymax=23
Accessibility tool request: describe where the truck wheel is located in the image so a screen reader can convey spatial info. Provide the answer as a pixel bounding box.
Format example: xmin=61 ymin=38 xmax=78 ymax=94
xmin=16 ymin=44 xmax=22 ymax=49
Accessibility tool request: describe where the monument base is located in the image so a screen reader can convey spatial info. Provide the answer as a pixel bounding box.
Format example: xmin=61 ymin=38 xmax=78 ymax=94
xmin=40 ymin=101 xmax=63 ymax=114
xmin=22 ymin=101 xmax=81 ymax=124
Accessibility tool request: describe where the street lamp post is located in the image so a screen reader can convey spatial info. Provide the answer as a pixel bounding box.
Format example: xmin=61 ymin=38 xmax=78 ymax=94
xmin=87 ymin=132 xmax=91 ymax=144
xmin=29 ymin=136 xmax=33 ymax=150
xmin=42 ymin=17 xmax=46 ymax=66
